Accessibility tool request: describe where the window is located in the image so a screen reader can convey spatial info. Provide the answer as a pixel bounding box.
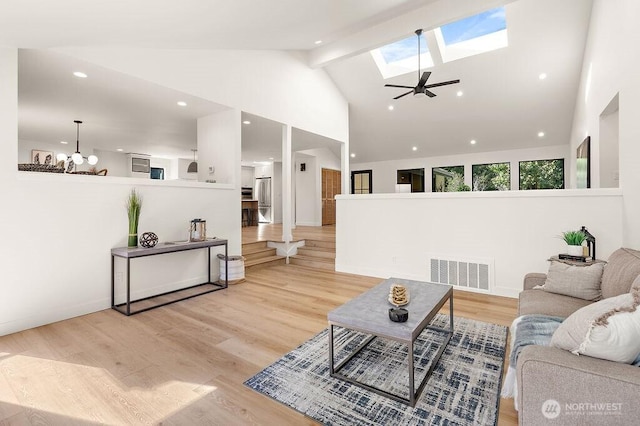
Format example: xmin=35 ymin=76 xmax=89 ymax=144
xmin=436 ymin=7 xmax=508 ymax=63
xmin=432 ymin=165 xmax=466 ymax=192
xmin=371 ymin=34 xmax=433 ymax=79
xmin=397 ymin=168 xmax=425 ymax=193
xmin=351 ymin=170 xmax=373 ymax=194
xmin=371 ymin=6 xmax=507 ymax=79
xmin=519 ymin=159 xmax=564 ymax=190
xmin=472 ymin=162 xmax=510 ymax=191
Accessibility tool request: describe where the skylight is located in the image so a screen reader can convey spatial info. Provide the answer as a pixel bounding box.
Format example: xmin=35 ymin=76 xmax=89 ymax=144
xmin=379 ymin=35 xmax=428 ymax=63
xmin=371 ymin=34 xmax=433 ymax=79
xmin=371 ymin=6 xmax=508 ymax=79
xmin=440 ymin=7 xmax=506 ymax=46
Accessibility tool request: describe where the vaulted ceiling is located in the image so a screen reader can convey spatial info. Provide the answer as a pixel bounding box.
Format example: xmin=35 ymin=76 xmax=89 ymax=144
xmin=2 ymin=0 xmax=594 ymax=164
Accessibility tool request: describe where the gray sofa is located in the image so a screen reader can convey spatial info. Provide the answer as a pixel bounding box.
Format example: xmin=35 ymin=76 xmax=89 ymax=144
xmin=516 ymin=248 xmax=640 ymax=425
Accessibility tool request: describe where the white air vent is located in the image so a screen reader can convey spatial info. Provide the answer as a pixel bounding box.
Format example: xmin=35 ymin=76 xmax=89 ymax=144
xmin=428 ymin=255 xmax=493 ymax=293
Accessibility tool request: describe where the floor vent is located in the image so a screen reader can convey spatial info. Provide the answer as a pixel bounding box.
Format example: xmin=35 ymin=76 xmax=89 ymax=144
xmin=428 ymin=255 xmax=493 ymax=292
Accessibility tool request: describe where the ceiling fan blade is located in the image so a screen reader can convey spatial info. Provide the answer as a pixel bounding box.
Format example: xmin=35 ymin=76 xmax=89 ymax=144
xmin=424 ymin=79 xmax=461 ymax=88
xmin=424 ymin=89 xmax=437 ymax=98
xmin=385 ymin=84 xmax=415 ymax=89
xmin=417 ymin=71 xmax=431 ymax=87
xmin=393 ymin=90 xmax=413 ymax=100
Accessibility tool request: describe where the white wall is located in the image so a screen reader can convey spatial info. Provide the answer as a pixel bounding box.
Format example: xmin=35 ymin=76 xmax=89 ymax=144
xmin=272 ymin=162 xmax=283 ymax=224
xmin=0 ymin=48 xmax=241 ymax=336
xmin=295 ymin=155 xmax=317 ymax=226
xmin=197 ymin=109 xmax=240 ymax=184
xmin=95 ymin=149 xmax=128 ymax=177
xmin=336 ymin=190 xmax=623 ymax=298
xmin=569 ymin=0 xmax=640 ymax=245
xmin=294 ymin=148 xmax=341 ymax=226
xmin=351 ymin=145 xmax=570 ymax=194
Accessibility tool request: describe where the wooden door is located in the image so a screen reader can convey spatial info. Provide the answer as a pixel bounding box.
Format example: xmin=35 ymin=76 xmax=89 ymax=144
xmin=322 ymin=168 xmax=341 ymax=225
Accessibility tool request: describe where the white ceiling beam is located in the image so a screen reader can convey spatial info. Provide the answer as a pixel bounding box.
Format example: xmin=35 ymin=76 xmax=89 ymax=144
xmin=308 ymin=0 xmax=516 ymax=69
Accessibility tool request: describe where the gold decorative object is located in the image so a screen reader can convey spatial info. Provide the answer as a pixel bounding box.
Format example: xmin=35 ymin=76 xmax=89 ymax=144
xmin=388 ymin=284 xmax=410 ymax=307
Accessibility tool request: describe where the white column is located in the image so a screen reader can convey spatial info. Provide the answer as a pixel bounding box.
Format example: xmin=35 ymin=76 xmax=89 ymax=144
xmin=282 ymin=124 xmax=293 ymax=242
xmin=341 ymin=140 xmax=350 ymax=195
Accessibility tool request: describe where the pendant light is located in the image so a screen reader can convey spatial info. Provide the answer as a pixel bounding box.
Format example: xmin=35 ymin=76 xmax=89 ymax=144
xmin=187 ymin=149 xmax=198 ymax=173
xmin=59 ymin=120 xmax=98 ymax=166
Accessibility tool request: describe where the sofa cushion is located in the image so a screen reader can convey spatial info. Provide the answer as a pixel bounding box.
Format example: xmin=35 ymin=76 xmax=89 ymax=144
xmin=550 ymin=289 xmax=640 ymax=363
xmin=632 ymin=274 xmax=640 ymax=292
xmin=518 ymin=289 xmax=592 ymax=317
xmin=601 ymin=248 xmax=640 ymax=298
xmin=538 ymin=261 xmax=604 ymax=301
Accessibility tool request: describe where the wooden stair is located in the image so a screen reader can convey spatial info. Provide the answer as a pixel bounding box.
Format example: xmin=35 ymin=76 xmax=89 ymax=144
xmin=242 ymin=241 xmax=286 ymax=271
xmin=289 ymin=239 xmax=336 ymax=271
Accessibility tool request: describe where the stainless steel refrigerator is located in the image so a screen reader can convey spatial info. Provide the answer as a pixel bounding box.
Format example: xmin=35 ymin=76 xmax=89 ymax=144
xmin=255 ymin=177 xmax=272 ymax=223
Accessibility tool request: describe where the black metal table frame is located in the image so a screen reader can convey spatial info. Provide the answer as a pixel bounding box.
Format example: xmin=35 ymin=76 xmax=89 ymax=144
xmin=328 ymin=292 xmax=453 ymax=407
xmin=111 ymin=241 xmax=228 ymax=316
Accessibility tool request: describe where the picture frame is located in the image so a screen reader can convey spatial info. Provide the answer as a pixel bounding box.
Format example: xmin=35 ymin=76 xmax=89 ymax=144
xmin=576 ymin=136 xmax=590 ymax=189
xmin=31 ymin=149 xmax=54 ymax=165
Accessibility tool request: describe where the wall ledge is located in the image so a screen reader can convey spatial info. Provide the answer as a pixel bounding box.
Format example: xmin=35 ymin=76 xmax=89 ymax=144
xmin=16 ymin=170 xmax=235 ymax=190
xmin=337 ymin=188 xmax=623 ymax=201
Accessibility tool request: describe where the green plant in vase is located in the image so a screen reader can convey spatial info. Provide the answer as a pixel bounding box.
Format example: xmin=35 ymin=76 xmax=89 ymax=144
xmin=126 ymin=189 xmax=142 ymax=247
xmin=560 ymin=230 xmax=586 ymax=256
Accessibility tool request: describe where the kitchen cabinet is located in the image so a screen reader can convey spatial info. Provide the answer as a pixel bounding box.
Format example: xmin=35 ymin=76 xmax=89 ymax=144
xmin=241 ymin=166 xmax=255 ymax=187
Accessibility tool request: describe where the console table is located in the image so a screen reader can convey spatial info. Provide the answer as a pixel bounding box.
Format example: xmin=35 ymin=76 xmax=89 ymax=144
xmin=111 ymin=238 xmax=228 ymax=316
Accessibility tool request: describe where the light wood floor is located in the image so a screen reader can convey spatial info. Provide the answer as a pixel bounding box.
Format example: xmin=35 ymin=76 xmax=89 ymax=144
xmin=0 ymin=226 xmax=519 ymax=425
xmin=242 ymin=223 xmax=336 ymax=244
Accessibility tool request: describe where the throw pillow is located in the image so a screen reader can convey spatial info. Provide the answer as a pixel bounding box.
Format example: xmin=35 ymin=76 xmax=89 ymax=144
xmin=550 ymin=289 xmax=640 ymax=363
xmin=537 ymin=261 xmax=604 ymax=301
xmin=601 ymin=248 xmax=640 ymax=298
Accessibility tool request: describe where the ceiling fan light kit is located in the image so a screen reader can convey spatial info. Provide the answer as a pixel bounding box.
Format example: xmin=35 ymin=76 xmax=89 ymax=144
xmin=385 ymin=29 xmax=460 ymax=100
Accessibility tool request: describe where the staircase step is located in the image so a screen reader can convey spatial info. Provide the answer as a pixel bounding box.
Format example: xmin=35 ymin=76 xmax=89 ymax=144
xmin=289 ymin=255 xmax=335 ymax=271
xmin=242 ymin=241 xmax=268 ymax=252
xmin=297 ymin=247 xmax=335 ymax=259
xmin=245 ymin=255 xmax=286 ymax=271
xmin=243 ymin=246 xmax=277 ymax=262
xmin=304 ymin=239 xmax=336 ymax=249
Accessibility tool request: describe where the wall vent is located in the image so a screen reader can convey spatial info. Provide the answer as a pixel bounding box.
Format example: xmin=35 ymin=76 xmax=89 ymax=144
xmin=428 ymin=255 xmax=493 ymax=292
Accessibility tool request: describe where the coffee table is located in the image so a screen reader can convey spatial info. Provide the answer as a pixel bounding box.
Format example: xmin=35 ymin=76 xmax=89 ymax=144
xmin=328 ymin=277 xmax=453 ymax=407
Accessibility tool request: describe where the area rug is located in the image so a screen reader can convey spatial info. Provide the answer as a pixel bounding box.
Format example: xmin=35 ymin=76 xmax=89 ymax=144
xmin=245 ymin=314 xmax=508 ymax=425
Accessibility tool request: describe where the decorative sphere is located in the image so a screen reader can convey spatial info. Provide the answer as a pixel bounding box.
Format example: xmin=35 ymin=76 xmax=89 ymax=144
xmin=139 ymin=232 xmax=158 ymax=248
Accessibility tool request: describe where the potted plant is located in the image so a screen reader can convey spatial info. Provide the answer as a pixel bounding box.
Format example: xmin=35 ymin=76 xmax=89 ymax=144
xmin=561 ymin=230 xmax=586 ymax=256
xmin=126 ymin=189 xmax=142 ymax=247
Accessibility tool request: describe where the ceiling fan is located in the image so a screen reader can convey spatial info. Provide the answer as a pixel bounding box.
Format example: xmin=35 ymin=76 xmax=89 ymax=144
xmin=385 ymin=29 xmax=460 ymax=100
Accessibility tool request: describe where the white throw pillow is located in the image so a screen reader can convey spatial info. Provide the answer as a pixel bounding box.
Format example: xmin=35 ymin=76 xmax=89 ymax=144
xmin=537 ymin=261 xmax=604 ymax=301
xmin=550 ymin=289 xmax=640 ymax=363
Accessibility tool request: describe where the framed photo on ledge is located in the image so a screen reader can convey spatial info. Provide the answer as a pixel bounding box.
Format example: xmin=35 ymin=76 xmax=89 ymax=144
xmin=31 ymin=149 xmax=54 ymax=165
xmin=576 ymin=136 xmax=590 ymax=189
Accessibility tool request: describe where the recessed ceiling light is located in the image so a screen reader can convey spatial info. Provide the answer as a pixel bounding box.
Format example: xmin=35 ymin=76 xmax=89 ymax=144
xmin=538 ymin=73 xmax=547 ymax=80
xmin=60 ymin=140 xmax=68 ymax=145
xmin=314 ymin=40 xmax=323 ymax=45
xmin=269 ymin=157 xmax=274 ymax=160
xmin=412 ymin=146 xmax=417 ymax=151
xmin=388 ymin=105 xmax=394 ymax=111
xmin=538 ymin=131 xmax=545 ymax=138
xmin=177 ymin=101 xmax=187 ymax=107
xmin=73 ymin=72 xmax=87 ymax=78
xmin=456 ymin=91 xmax=463 ymax=97
xmin=116 ymin=148 xmax=124 ymax=152
xmin=350 ymin=153 xmax=356 ymax=158
xmin=243 ymin=120 xmax=251 ymax=125
xmin=470 ymin=139 xmax=477 ymax=145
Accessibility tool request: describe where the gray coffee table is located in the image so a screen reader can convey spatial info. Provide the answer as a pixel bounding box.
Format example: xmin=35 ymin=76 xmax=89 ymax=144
xmin=328 ymin=277 xmax=453 ymax=407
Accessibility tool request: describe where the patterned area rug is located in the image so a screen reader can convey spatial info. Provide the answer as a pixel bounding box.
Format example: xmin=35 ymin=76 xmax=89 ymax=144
xmin=245 ymin=314 xmax=508 ymax=425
